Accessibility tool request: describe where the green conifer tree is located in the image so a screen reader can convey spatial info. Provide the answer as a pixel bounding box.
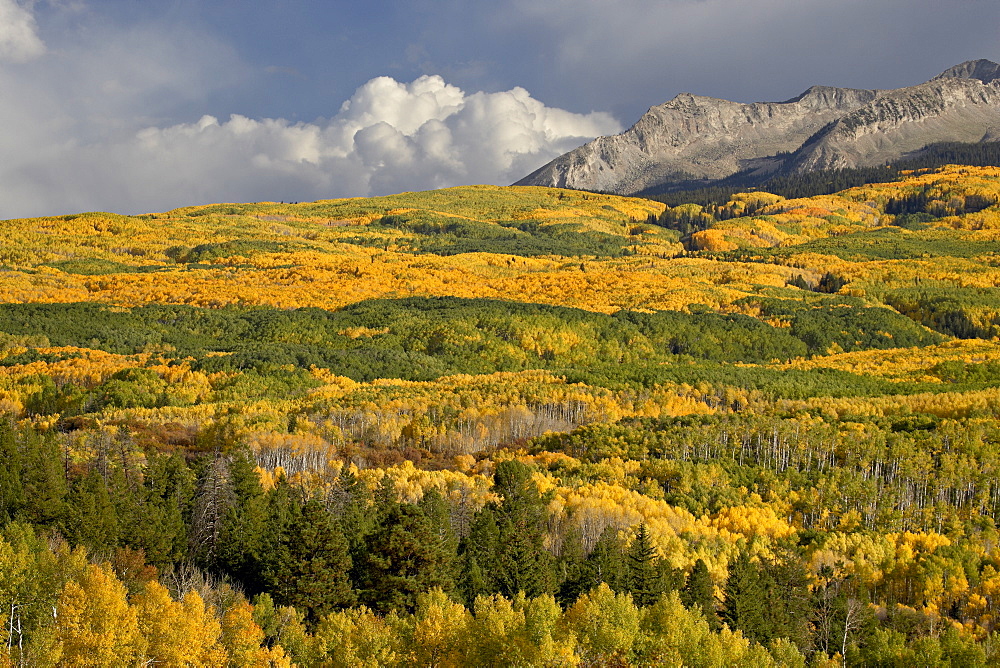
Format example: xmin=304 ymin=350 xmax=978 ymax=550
xmin=19 ymin=427 xmax=67 ymax=528
xmin=763 ymin=549 xmax=813 ymax=651
xmin=490 ymin=460 xmax=555 ymax=598
xmin=721 ymin=550 xmax=769 ymax=644
xmin=0 ymin=420 xmax=25 ymax=523
xmin=323 ymin=468 xmax=369 ymax=575
xmin=681 ymin=558 xmax=720 ymax=630
xmin=64 ymin=470 xmax=119 ymax=552
xmin=358 ymin=503 xmax=454 ymax=613
xmin=626 ymin=524 xmax=662 ymax=607
xmin=581 ymin=525 xmax=627 ymax=594
xmin=143 ymin=452 xmax=195 ymax=565
xmin=267 ymin=498 xmax=354 ymax=625
xmin=215 ymin=450 xmax=269 ymax=594
xmin=555 ymin=524 xmax=588 ymax=606
xmin=458 ymin=505 xmax=499 ymax=605
xmin=418 ymin=489 xmax=459 ymax=582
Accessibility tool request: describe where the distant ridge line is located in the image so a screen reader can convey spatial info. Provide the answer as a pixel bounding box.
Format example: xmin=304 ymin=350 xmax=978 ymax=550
xmin=516 ymin=59 xmax=1000 ymax=197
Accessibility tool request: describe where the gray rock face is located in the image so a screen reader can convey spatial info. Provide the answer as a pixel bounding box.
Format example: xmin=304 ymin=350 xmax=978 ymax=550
xmin=791 ymin=78 xmax=1000 ymax=173
xmin=515 ymin=60 xmax=1000 ymax=195
xmin=933 ymin=59 xmax=1000 ymax=84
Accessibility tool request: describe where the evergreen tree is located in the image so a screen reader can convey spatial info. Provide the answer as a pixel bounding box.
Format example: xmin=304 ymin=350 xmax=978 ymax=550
xmin=721 ymin=550 xmax=769 ymax=644
xmin=763 ymin=548 xmax=813 ymax=651
xmin=64 ymin=470 xmax=119 ymax=552
xmin=626 ymin=524 xmax=662 ymax=606
xmin=0 ymin=421 xmax=25 ymax=523
xmin=266 ymin=471 xmax=301 ymax=527
xmin=418 ymin=489 xmax=459 ymax=582
xmin=373 ymin=475 xmax=398 ymax=517
xmin=555 ymin=524 xmax=588 ymax=606
xmin=358 ymin=503 xmax=454 ymax=614
xmin=18 ymin=427 xmax=67 ymax=528
xmin=332 ymin=467 xmax=377 ymax=572
xmin=581 ymin=525 xmax=627 ymax=594
xmin=266 ymin=498 xmax=354 ymax=625
xmin=215 ymin=450 xmax=268 ymax=594
xmin=459 ymin=461 xmax=556 ymax=600
xmin=458 ymin=505 xmax=499 ymax=605
xmin=490 ymin=460 xmax=555 ymax=598
xmin=139 ymin=453 xmax=195 ymax=566
xmin=681 ymin=558 xmax=720 ymax=630
xmin=108 ymin=466 xmax=175 ymax=566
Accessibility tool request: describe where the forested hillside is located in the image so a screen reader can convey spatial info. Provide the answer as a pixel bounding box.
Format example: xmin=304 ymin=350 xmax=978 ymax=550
xmin=2 ymin=168 xmax=1000 ymax=665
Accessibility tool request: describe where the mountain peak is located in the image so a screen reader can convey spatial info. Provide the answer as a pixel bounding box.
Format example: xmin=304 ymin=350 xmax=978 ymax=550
xmin=516 ymin=61 xmax=1000 ymax=195
xmin=933 ymin=59 xmax=1000 ymax=84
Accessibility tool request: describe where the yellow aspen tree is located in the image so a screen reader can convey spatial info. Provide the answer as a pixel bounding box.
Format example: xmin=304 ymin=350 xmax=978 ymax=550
xmin=518 ymin=594 xmax=578 ymax=667
xmin=55 ymin=564 xmax=144 ymax=667
xmin=312 ymin=607 xmax=402 ymax=668
xmin=221 ymin=600 xmax=290 ymax=668
xmin=561 ymin=583 xmax=640 ymax=665
xmin=466 ymin=594 xmax=533 ymax=667
xmin=402 ymin=589 xmax=471 ymax=668
xmin=133 ymin=581 xmax=228 ymax=667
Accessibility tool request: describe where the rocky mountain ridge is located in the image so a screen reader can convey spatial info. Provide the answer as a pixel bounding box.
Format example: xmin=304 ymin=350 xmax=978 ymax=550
xmin=515 ymin=59 xmax=1000 ymax=195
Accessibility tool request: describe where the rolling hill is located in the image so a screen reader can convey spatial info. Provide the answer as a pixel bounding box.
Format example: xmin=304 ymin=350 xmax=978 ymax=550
xmin=3 ymin=167 xmax=1000 ymax=665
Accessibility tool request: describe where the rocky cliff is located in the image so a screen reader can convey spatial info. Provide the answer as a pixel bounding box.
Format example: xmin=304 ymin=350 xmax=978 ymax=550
xmin=515 ymin=60 xmax=1000 ymax=195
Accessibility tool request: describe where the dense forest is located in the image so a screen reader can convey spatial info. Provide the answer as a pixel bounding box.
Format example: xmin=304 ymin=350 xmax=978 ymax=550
xmin=2 ymin=166 xmax=1000 ymax=665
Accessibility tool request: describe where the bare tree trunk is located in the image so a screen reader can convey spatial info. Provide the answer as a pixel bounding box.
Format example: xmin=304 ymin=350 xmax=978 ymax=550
xmin=841 ymin=597 xmax=864 ymax=667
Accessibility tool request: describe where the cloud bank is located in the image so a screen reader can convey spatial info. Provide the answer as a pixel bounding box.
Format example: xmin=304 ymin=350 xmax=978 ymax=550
xmin=115 ymin=75 xmax=619 ymax=212
xmin=5 ymin=73 xmax=618 ymax=218
xmin=0 ymin=1 xmax=619 ymax=218
xmin=0 ymin=0 xmax=44 ymax=63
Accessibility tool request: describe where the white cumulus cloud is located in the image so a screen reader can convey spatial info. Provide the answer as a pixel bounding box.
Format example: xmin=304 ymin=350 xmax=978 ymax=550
xmin=108 ymin=76 xmax=620 ymax=215
xmin=0 ymin=2 xmax=623 ymax=217
xmin=2 ymin=72 xmax=620 ymax=217
xmin=0 ymin=0 xmax=44 ymax=63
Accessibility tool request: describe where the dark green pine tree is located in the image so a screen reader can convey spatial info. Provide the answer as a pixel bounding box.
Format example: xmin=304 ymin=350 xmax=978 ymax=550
xmin=555 ymin=525 xmax=588 ymax=606
xmin=330 ymin=466 xmax=375 ymax=563
xmin=267 ymin=498 xmax=355 ymax=625
xmin=626 ymin=524 xmax=662 ymax=607
xmin=458 ymin=551 xmax=488 ymax=607
xmin=458 ymin=505 xmax=500 ymax=605
xmin=139 ymin=453 xmax=195 ymax=566
xmin=493 ymin=512 xmax=554 ymax=598
xmin=18 ymin=427 xmax=67 ymax=528
xmin=116 ymin=487 xmax=180 ymax=568
xmin=358 ymin=503 xmax=455 ymax=614
xmin=721 ymin=550 xmax=770 ymax=644
xmin=64 ymin=469 xmax=119 ymax=552
xmin=490 ymin=460 xmax=555 ymax=598
xmin=373 ymin=475 xmax=398 ymax=517
xmin=215 ymin=450 xmax=269 ymax=594
xmin=458 ymin=461 xmax=556 ymax=601
xmin=0 ymin=420 xmax=25 ymax=523
xmin=582 ymin=525 xmax=627 ymax=593
xmin=418 ymin=489 xmax=459 ymax=582
xmin=108 ymin=466 xmax=159 ymax=559
xmin=762 ymin=548 xmax=813 ymax=651
xmin=260 ymin=472 xmax=302 ymax=576
xmin=681 ymin=558 xmax=720 ymax=630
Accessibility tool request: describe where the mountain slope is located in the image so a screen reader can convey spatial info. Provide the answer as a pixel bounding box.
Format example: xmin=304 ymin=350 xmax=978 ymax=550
xmin=934 ymin=58 xmax=1000 ymax=84
xmin=516 ymin=60 xmax=1000 ymax=195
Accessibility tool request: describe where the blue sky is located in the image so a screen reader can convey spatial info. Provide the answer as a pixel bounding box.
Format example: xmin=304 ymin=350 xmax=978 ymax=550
xmin=2 ymin=0 xmax=998 ymax=217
